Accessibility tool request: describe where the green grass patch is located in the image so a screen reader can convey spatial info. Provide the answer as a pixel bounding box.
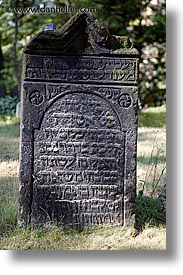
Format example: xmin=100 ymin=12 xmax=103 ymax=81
xmin=0 ymin=116 xmax=20 ymax=138
xmin=138 ymin=112 xmax=166 ymax=128
xmin=138 ymin=105 xmax=166 ymax=128
xmin=0 ymin=178 xmax=18 ymax=234
xmin=135 ymin=193 xmax=166 ymax=231
xmin=0 ymin=117 xmax=19 ymax=234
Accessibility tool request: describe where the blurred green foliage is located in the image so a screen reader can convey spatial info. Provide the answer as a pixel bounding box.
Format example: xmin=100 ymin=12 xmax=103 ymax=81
xmin=135 ymin=192 xmax=166 ymax=231
xmin=0 ymin=0 xmax=166 ymax=107
xmin=0 ymin=95 xmax=19 ymax=117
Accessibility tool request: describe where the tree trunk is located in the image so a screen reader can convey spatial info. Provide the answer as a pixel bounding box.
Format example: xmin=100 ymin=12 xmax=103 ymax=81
xmin=13 ymin=0 xmax=21 ymax=92
xmin=0 ymin=40 xmax=4 ymax=72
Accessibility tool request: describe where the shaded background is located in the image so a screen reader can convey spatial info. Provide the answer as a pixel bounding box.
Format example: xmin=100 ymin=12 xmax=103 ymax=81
xmin=0 ymin=0 xmax=166 ymax=109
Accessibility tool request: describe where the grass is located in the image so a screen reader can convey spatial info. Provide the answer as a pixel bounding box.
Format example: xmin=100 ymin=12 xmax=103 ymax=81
xmin=0 ymin=107 xmax=166 ymax=250
xmin=138 ymin=105 xmax=166 ymax=128
xmin=137 ymin=127 xmax=166 ymax=196
xmin=0 ymin=225 xmax=166 ymax=250
xmin=0 ymin=117 xmax=20 ymax=234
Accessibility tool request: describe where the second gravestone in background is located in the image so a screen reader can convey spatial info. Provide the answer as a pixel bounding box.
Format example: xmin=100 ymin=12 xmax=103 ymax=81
xmin=18 ymin=12 xmax=139 ymax=229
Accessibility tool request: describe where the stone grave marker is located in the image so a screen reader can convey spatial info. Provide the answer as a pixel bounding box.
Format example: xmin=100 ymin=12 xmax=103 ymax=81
xmin=18 ymin=12 xmax=139 ymax=229
xmin=16 ymin=101 xmax=21 ymax=117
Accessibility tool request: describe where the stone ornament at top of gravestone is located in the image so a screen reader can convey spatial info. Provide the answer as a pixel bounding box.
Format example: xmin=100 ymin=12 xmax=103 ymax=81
xmin=18 ymin=12 xmax=139 ymax=229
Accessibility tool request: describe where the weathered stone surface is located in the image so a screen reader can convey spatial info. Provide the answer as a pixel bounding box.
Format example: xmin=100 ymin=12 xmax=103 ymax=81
xmin=24 ymin=12 xmax=139 ymax=56
xmin=18 ymin=12 xmax=139 ymax=229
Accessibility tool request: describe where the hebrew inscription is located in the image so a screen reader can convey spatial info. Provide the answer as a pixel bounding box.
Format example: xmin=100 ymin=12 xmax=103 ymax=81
xmin=25 ymin=56 xmax=138 ymax=84
xmin=32 ymin=93 xmax=125 ymax=227
xmin=27 ymin=83 xmax=134 ymax=110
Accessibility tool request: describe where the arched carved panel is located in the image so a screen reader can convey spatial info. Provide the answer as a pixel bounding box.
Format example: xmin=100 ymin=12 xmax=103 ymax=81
xmin=32 ymin=92 xmax=126 ymax=227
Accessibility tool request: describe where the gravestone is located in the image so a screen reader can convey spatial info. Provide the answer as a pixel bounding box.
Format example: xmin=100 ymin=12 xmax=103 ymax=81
xmin=18 ymin=12 xmax=139 ymax=229
xmin=16 ymin=101 xmax=21 ymax=117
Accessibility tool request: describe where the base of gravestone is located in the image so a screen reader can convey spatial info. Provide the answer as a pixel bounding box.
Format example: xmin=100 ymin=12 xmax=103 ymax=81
xmin=30 ymin=221 xmax=85 ymax=232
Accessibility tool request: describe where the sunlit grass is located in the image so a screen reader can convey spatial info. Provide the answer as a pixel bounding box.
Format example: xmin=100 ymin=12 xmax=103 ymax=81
xmin=0 ymin=224 xmax=166 ymax=250
xmin=0 ymin=117 xmax=19 ymax=234
xmin=137 ymin=127 xmax=166 ymax=196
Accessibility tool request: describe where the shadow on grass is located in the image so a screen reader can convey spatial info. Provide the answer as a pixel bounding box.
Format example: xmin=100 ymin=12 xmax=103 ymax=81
xmin=135 ymin=192 xmax=166 ymax=235
xmin=138 ymin=112 xmax=166 ymax=128
xmin=0 ymin=117 xmax=20 ymax=138
xmin=137 ymin=155 xmax=166 ymax=164
xmin=137 ymin=129 xmax=166 ymax=142
xmin=0 ymin=139 xmax=19 ymax=162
